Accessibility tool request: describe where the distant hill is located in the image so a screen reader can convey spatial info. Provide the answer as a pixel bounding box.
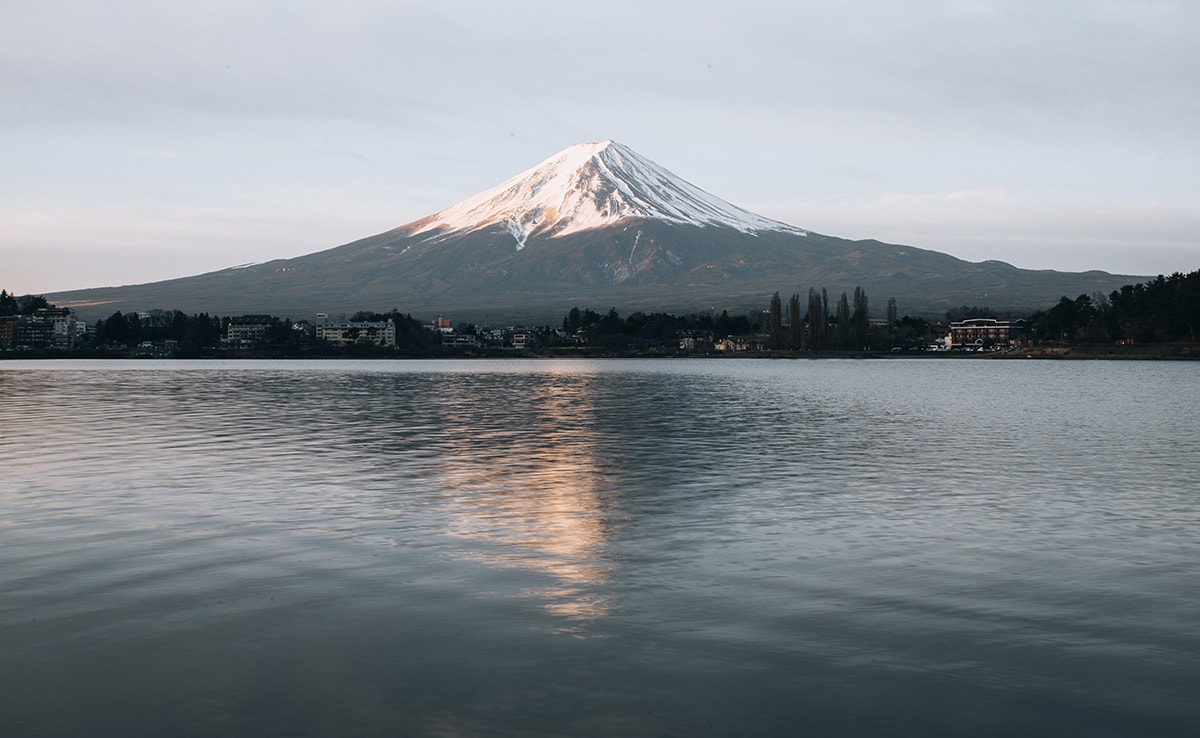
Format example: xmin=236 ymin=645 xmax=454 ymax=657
xmin=50 ymin=140 xmax=1144 ymax=322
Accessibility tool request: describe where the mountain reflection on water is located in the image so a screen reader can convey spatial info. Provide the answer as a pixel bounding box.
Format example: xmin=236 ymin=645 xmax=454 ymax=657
xmin=3 ymin=358 xmax=1199 ymax=737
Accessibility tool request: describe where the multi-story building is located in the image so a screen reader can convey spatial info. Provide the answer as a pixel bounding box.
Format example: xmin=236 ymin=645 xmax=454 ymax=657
xmin=946 ymin=318 xmax=1026 ymax=349
xmin=2 ymin=308 xmax=79 ymax=349
xmin=0 ymin=315 xmax=16 ymax=349
xmin=224 ymin=316 xmax=277 ymax=347
xmin=316 ymin=320 xmax=396 ymax=347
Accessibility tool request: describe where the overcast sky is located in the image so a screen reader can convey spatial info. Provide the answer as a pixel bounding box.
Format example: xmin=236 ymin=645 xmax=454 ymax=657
xmin=3 ymin=0 xmax=1197 ymax=294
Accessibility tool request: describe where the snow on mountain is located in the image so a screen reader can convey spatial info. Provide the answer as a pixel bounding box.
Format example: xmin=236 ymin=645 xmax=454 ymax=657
xmin=407 ymin=140 xmax=807 ymax=246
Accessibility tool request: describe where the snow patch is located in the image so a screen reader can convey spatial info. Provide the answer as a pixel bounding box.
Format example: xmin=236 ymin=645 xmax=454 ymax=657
xmin=504 ymin=215 xmax=528 ymax=251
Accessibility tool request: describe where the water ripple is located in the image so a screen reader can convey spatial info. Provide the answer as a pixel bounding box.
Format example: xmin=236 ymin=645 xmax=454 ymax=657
xmin=3 ymin=358 xmax=1199 ymax=736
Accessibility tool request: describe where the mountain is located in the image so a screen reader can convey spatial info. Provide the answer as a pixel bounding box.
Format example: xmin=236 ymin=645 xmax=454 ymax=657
xmin=50 ymin=140 xmax=1143 ymax=322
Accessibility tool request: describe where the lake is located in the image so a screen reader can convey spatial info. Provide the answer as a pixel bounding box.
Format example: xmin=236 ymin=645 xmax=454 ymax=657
xmin=2 ymin=358 xmax=1198 ymax=736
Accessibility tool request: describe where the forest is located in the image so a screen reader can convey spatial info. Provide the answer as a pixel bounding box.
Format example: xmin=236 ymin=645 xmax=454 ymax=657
xmin=1025 ymin=271 xmax=1200 ymax=343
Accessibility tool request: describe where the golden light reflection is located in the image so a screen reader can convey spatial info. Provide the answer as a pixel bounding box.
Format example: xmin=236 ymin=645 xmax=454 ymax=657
xmin=434 ymin=371 xmax=619 ymax=627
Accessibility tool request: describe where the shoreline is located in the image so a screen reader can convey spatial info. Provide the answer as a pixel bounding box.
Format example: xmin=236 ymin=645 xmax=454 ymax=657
xmin=2 ymin=344 xmax=1197 ymax=362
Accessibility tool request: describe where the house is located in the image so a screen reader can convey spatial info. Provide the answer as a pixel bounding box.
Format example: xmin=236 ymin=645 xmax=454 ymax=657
xmin=714 ymin=335 xmax=765 ymax=352
xmin=443 ymin=333 xmax=479 ymax=347
xmin=431 ymin=316 xmax=454 ymax=334
xmin=510 ymin=330 xmax=534 ymax=349
xmin=676 ymin=329 xmax=710 ymax=351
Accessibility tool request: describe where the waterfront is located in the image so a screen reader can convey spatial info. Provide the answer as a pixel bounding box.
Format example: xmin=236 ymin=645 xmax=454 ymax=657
xmin=3 ymin=359 xmax=1198 ymax=736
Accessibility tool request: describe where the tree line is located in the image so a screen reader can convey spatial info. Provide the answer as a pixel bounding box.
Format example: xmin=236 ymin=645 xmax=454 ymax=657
xmin=765 ymin=287 xmax=878 ymax=351
xmin=0 ymin=290 xmax=51 ymax=316
xmin=564 ymin=269 xmax=1199 ymax=352
xmin=560 ymin=286 xmax=892 ymax=351
xmin=92 ymin=310 xmax=228 ymax=348
xmin=561 ymin=307 xmax=755 ymax=348
xmin=1025 ymin=271 xmax=1200 ymax=344
xmin=87 ymin=308 xmax=433 ymax=351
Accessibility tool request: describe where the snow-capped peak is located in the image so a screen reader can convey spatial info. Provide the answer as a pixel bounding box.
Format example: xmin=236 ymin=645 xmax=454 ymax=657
xmin=407 ymin=140 xmax=806 ymax=244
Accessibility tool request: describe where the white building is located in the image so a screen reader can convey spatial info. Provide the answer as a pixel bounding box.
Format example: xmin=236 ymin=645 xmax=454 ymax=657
xmin=316 ymin=320 xmax=396 ymax=347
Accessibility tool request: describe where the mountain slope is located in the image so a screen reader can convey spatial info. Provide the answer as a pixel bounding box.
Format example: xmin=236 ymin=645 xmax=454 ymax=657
xmin=49 ymin=141 xmax=1145 ymax=322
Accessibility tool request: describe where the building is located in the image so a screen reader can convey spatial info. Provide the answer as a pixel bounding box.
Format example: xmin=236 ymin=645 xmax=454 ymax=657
xmin=0 ymin=315 xmax=16 ymax=349
xmin=509 ymin=330 xmax=534 ymax=349
xmin=36 ymin=308 xmax=78 ymax=348
xmin=714 ymin=335 xmax=766 ymax=352
xmin=676 ymin=330 xmax=710 ymax=351
xmin=2 ymin=308 xmax=79 ymax=349
xmin=224 ymin=316 xmax=273 ymax=348
xmin=431 ymin=316 xmax=453 ymax=335
xmin=443 ymin=333 xmax=478 ymax=347
xmin=946 ymin=318 xmax=1026 ymax=349
xmin=226 ymin=321 xmax=271 ymax=346
xmin=316 ymin=320 xmax=396 ymax=347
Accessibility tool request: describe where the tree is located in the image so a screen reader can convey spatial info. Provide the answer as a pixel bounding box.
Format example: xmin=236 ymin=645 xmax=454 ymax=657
xmin=768 ymin=292 xmax=783 ymax=349
xmin=835 ymin=292 xmax=850 ymax=350
xmin=806 ymin=288 xmax=825 ymax=350
xmin=599 ymin=307 xmax=624 ymax=336
xmin=16 ymin=295 xmax=50 ymax=315
xmin=852 ymin=286 xmax=869 ymax=349
xmin=563 ymin=307 xmax=584 ymax=333
xmin=886 ymin=297 xmax=898 ymax=347
xmin=96 ymin=311 xmax=131 ymax=346
xmin=788 ymin=293 xmax=801 ymax=350
xmin=0 ymin=290 xmax=18 ymax=316
xmin=714 ymin=310 xmax=752 ymax=338
xmin=895 ymin=315 xmax=931 ymax=348
xmin=946 ymin=305 xmax=996 ymax=323
xmin=822 ymin=288 xmax=830 ymax=346
xmin=1042 ymin=294 xmax=1096 ymax=342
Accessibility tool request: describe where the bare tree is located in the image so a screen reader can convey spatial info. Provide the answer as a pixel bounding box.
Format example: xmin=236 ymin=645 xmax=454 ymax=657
xmin=852 ymin=286 xmax=869 ymax=349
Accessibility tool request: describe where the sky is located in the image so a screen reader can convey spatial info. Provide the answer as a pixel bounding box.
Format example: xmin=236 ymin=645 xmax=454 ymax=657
xmin=3 ymin=0 xmax=1198 ymax=294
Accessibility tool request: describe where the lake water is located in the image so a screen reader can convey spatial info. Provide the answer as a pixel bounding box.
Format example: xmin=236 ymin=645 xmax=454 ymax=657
xmin=2 ymin=358 xmax=1198 ymax=737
